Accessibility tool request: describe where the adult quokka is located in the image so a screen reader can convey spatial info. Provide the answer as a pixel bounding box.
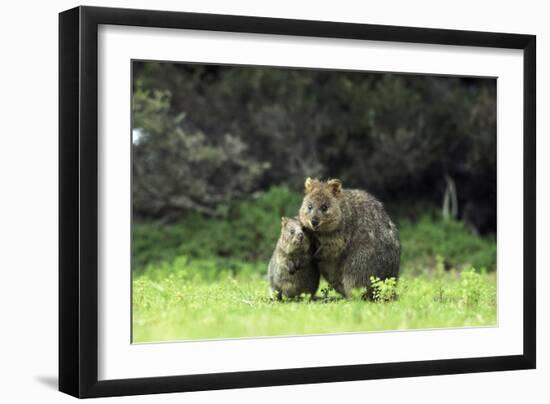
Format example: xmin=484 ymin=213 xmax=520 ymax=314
xmin=268 ymin=217 xmax=320 ymax=299
xmin=299 ymin=178 xmax=400 ymax=299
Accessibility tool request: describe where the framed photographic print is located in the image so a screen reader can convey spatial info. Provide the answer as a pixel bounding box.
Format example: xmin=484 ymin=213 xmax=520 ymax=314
xmin=59 ymin=5 xmax=536 ymax=398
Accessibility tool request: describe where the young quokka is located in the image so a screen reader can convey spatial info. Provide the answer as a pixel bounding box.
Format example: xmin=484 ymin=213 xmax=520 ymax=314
xmin=268 ymin=217 xmax=320 ymax=300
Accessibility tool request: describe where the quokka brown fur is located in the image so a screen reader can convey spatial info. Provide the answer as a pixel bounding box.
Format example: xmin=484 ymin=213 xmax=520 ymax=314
xmin=299 ymin=178 xmax=400 ymax=298
xmin=268 ymin=217 xmax=320 ymax=299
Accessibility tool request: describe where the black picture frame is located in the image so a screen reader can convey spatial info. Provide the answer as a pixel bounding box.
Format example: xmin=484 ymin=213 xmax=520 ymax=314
xmin=59 ymin=5 xmax=536 ymax=398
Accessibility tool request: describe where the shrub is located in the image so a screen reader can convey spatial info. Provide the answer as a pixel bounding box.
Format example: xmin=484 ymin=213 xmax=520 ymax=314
xmin=133 ymin=186 xmax=302 ymax=272
xmin=399 ymin=214 xmax=496 ymax=272
xmin=133 ymin=188 xmax=496 ymax=276
xmin=460 ymin=267 xmax=490 ymax=307
xmin=370 ymin=276 xmax=398 ymax=302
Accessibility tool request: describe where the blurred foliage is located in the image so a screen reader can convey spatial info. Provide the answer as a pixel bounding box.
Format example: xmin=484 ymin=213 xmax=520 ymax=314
xmin=132 ymin=62 xmax=496 ymax=233
xmin=133 ymin=187 xmax=301 ymax=271
xmin=133 ymin=187 xmax=496 ymax=274
xmin=399 ymin=214 xmax=496 ymax=273
xmin=133 ymin=82 xmax=268 ymax=219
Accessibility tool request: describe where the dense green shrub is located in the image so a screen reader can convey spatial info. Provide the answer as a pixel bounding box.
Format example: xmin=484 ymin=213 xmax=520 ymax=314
xmin=133 ymin=186 xmax=496 ymax=274
xmin=399 ymin=214 xmax=496 ymax=272
xmin=133 ymin=186 xmax=302 ymax=272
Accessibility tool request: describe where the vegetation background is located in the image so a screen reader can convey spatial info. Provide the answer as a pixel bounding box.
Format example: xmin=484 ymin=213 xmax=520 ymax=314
xmin=131 ymin=61 xmax=497 ymax=342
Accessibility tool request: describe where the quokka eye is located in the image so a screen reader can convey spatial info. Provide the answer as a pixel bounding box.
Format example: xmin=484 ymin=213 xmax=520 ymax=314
xmin=290 ymin=229 xmax=295 ymax=235
xmin=321 ymin=204 xmax=329 ymax=212
xmin=308 ymin=204 xmax=313 ymax=211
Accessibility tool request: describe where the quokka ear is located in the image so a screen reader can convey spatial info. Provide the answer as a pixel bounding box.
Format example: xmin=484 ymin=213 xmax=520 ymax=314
xmin=281 ymin=217 xmax=289 ymax=227
xmin=327 ymin=179 xmax=343 ymax=195
xmin=304 ymin=177 xmax=319 ymax=194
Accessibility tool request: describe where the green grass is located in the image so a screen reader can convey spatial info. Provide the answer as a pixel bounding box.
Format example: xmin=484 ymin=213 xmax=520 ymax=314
xmin=132 ymin=257 xmax=496 ymax=342
xmin=132 ymin=186 xmax=497 ymax=343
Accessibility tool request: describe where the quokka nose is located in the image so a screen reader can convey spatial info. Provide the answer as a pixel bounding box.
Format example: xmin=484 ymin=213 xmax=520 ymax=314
xmin=297 ymin=233 xmax=304 ymax=241
xmin=311 ymin=218 xmax=320 ymax=227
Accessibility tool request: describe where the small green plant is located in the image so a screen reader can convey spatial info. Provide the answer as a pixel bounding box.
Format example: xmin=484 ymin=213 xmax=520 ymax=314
xmin=370 ymin=276 xmax=398 ymax=302
xmin=435 ymin=254 xmax=446 ymax=276
xmin=433 ymin=278 xmax=445 ymax=303
xmin=320 ymin=285 xmax=333 ymax=299
xmin=460 ymin=267 xmax=487 ymax=307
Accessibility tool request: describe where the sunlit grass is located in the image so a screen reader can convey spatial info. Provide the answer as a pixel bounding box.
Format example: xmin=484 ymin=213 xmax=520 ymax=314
xmin=132 ymin=260 xmax=496 ymax=343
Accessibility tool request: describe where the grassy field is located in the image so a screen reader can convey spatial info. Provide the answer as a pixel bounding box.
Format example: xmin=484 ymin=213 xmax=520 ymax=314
xmin=132 ymin=261 xmax=496 ymax=342
xmin=132 ymin=187 xmax=497 ymax=343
